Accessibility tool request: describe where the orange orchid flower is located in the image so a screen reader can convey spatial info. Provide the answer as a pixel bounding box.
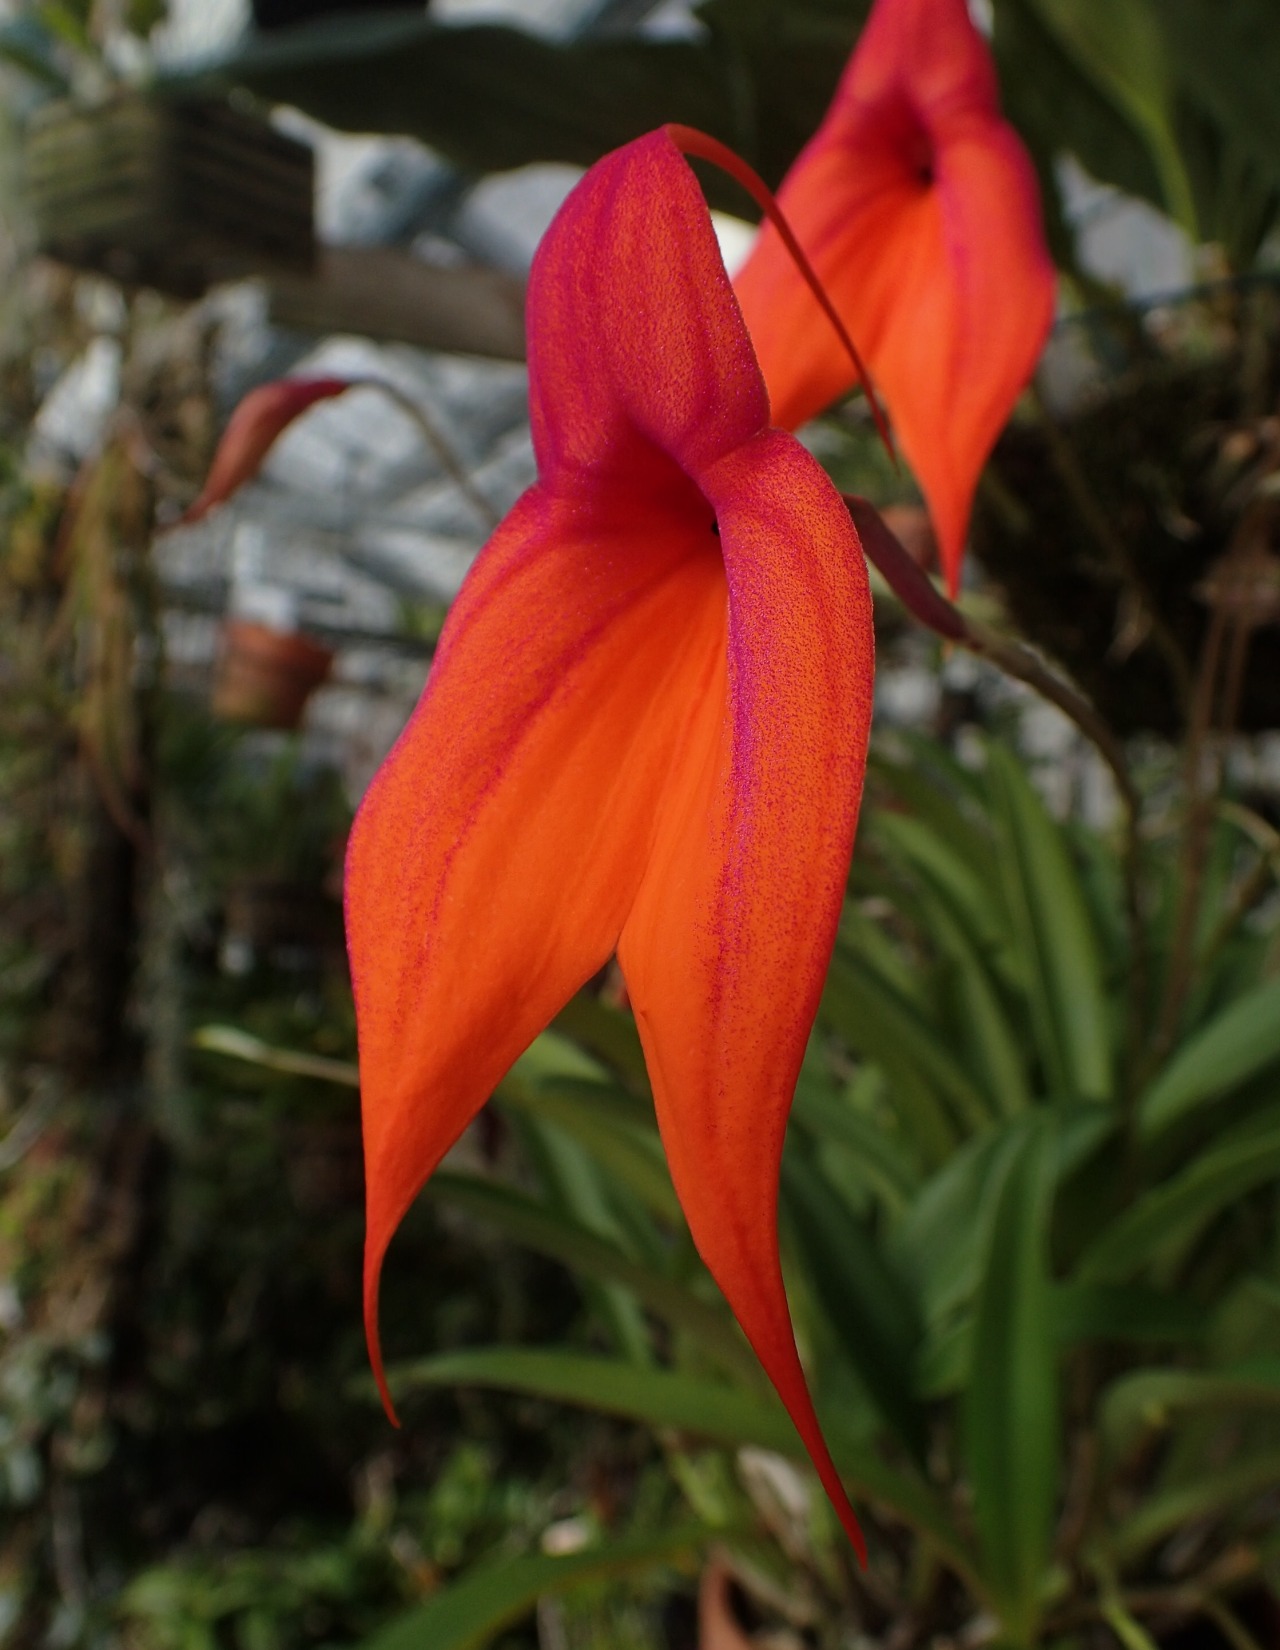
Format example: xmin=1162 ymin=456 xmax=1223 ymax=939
xmin=733 ymin=0 xmax=1056 ymax=594
xmin=344 ymin=128 xmax=875 ymax=1558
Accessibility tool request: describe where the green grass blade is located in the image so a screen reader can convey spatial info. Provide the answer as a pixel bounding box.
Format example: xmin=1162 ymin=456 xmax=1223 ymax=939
xmin=517 ymin=1113 xmax=653 ymax=1365
xmin=496 ymin=1079 xmax=680 ymax=1223
xmin=792 ymin=1069 xmax=922 ymax=1213
xmin=822 ymin=954 xmax=991 ymax=1147
xmin=1021 ymin=0 xmax=1198 ymax=232
xmin=552 ymin=991 xmax=650 ymax=1092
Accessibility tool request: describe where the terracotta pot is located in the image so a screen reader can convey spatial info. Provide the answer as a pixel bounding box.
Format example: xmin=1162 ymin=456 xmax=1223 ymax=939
xmin=213 ymin=620 xmax=333 ymax=730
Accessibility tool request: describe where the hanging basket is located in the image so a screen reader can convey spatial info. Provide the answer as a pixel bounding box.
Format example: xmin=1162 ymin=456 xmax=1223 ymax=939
xmin=24 ymin=91 xmax=315 ymax=298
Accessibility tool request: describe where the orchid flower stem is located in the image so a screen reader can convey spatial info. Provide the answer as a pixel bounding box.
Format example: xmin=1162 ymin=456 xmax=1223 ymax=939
xmin=1029 ymin=383 xmax=1193 ymax=715
xmin=665 ymin=124 xmax=894 ymax=462
xmin=349 ymin=377 xmax=501 ymax=533
xmin=848 ymin=493 xmax=1149 ymax=1067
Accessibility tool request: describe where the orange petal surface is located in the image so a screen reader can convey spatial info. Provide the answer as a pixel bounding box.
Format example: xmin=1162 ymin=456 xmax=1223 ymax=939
xmin=733 ymin=0 xmax=1055 ymax=592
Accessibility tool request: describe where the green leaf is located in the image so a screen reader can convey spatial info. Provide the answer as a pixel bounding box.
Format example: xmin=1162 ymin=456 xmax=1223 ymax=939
xmin=1162 ymin=0 xmax=1280 ymax=197
xmin=1018 ymin=0 xmax=1198 ymax=233
xmin=515 ymin=1114 xmax=655 ymax=1366
xmin=360 ymin=1525 xmax=712 ymax=1650
xmin=1107 ymin=1448 xmax=1280 ymax=1564
xmin=963 ymin=1119 xmax=1058 ymax=1644
xmin=894 ymin=1127 xmax=1016 ymax=1326
xmin=384 ymin=1347 xmax=798 ymax=1455
xmin=496 ymin=1077 xmax=680 ymax=1224
xmin=791 ymin=1068 xmax=921 ymax=1214
xmin=916 ymin=884 xmax=1031 ymax=1120
xmin=992 ymin=0 xmax=1165 ymax=245
xmin=985 ymin=743 xmax=1112 ymax=1104
xmin=1100 ymin=1363 xmax=1280 ymax=1463
xmin=870 ymin=810 xmax=1016 ymax=983
xmin=821 ymin=954 xmax=990 ymax=1152
xmin=918 ymin=1284 xmax=1202 ymax=1398
xmin=1078 ymin=1119 xmax=1280 ymax=1284
xmin=381 ymin=1347 xmax=976 ymax=1581
xmin=552 ymin=992 xmax=649 ymax=1093
xmin=1051 ymin=1283 xmax=1205 ymax=1348
xmin=427 ymin=1173 xmax=759 ymax=1384
xmin=781 ymin=1149 xmax=928 ymax=1464
xmin=1138 ymin=976 xmax=1280 ymax=1140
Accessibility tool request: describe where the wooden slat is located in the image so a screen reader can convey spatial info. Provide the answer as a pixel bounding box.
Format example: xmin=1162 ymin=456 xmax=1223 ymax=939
xmin=268 ymin=245 xmax=527 ymax=362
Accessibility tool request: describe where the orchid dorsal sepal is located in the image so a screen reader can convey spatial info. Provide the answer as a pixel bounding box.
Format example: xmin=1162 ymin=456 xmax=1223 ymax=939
xmin=665 ymin=124 xmax=894 ymax=461
xmin=844 ymin=494 xmax=965 ymax=642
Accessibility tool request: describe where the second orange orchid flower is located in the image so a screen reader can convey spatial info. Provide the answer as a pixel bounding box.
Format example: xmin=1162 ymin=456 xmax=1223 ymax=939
xmin=734 ymin=0 xmax=1056 ymax=594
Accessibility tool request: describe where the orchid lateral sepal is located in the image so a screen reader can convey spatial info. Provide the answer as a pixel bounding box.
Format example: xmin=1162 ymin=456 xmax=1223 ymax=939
xmin=665 ymin=124 xmax=893 ymax=461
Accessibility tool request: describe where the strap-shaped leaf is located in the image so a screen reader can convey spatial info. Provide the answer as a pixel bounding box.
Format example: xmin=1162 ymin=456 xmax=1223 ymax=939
xmin=385 ymin=1346 xmax=797 ymax=1451
xmin=992 ymin=0 xmax=1164 ymax=255
xmin=428 ymin=1172 xmax=759 ymax=1383
xmin=791 ymin=1069 xmax=921 ymax=1213
xmin=360 ymin=1524 xmax=714 ymax=1650
xmin=963 ymin=1118 xmax=1058 ymax=1643
xmin=1138 ymin=976 xmax=1280 ymax=1141
xmin=985 ymin=742 xmax=1112 ymax=1104
xmin=1017 ymin=0 xmax=1197 ymax=232
xmin=1079 ymin=1118 xmax=1280 ymax=1283
xmin=380 ymin=1347 xmax=977 ymax=1583
xmin=781 ymin=1148 xmax=928 ymax=1464
xmin=871 ymin=810 xmax=1017 ymax=983
xmin=1100 ymin=1362 xmax=1280 ymax=1464
xmin=918 ymin=1282 xmax=1203 ymax=1397
xmin=911 ymin=880 xmax=1031 ymax=1120
xmin=820 ymin=954 xmax=990 ymax=1154
xmin=553 ymin=991 xmax=650 ymax=1093
xmin=496 ymin=1076 xmax=680 ymax=1222
xmin=1107 ymin=1448 xmax=1280 ymax=1565
xmin=1162 ymin=0 xmax=1280 ymax=195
